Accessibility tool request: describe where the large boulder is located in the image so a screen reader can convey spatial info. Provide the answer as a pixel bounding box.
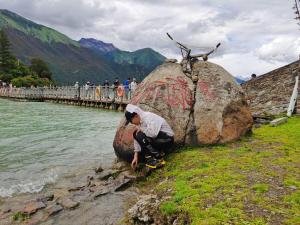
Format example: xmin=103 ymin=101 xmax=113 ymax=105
xmin=113 ymin=61 xmax=253 ymax=162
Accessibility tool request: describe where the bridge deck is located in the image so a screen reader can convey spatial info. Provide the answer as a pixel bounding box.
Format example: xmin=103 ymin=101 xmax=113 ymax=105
xmin=0 ymin=86 xmax=131 ymax=111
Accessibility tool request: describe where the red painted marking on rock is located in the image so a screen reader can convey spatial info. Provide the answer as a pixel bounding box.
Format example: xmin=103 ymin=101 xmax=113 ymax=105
xmin=131 ymin=76 xmax=193 ymax=110
xmin=198 ymin=80 xmax=216 ymax=100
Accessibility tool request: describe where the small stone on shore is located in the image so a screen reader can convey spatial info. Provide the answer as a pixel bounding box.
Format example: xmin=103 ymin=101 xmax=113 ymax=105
xmin=254 ymin=124 xmax=261 ymax=128
xmin=111 ymin=161 xmax=129 ymax=171
xmin=45 ymin=204 xmax=63 ymax=217
xmin=289 ymin=185 xmax=297 ymax=190
xmin=23 ymin=201 xmax=46 ymax=215
xmin=94 ymin=166 xmax=104 ymax=173
xmin=68 ymin=185 xmax=85 ymax=192
xmin=1 ymin=206 xmax=11 ymax=214
xmin=92 ymin=187 xmax=111 ymax=199
xmin=128 ymin=194 xmax=159 ymax=223
xmin=58 ymin=198 xmax=79 ymax=210
xmin=270 ymin=117 xmax=288 ymax=127
xmin=119 ymin=170 xmax=137 ymax=180
xmin=97 ymin=170 xmax=119 ymax=181
xmin=37 ymin=193 xmax=54 ymax=202
xmin=114 ymin=178 xmax=132 ymax=192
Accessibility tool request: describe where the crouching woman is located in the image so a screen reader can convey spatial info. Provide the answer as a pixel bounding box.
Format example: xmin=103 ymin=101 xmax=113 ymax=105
xmin=124 ymin=104 xmax=174 ymax=169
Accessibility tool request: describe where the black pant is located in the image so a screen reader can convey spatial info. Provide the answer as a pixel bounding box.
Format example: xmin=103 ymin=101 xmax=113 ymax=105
xmin=133 ymin=131 xmax=174 ymax=160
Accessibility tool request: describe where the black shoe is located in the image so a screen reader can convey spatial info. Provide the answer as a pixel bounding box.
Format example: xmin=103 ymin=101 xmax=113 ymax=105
xmin=145 ymin=157 xmax=158 ymax=169
xmin=159 ymin=152 xmax=165 ymax=158
xmin=145 ymin=158 xmax=165 ymax=169
xmin=158 ymin=158 xmax=166 ymax=165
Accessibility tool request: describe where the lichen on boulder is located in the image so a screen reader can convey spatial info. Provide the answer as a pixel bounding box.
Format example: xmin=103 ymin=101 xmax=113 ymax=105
xmin=113 ymin=61 xmax=253 ymax=162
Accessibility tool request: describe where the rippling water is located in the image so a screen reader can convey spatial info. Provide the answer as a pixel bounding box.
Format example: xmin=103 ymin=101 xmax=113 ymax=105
xmin=0 ymin=99 xmax=122 ymax=197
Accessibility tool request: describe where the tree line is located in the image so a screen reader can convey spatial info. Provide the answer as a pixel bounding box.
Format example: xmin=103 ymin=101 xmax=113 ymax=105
xmin=0 ymin=29 xmax=53 ymax=87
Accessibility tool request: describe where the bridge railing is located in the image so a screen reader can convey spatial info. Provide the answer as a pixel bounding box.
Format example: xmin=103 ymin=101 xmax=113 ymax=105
xmin=0 ymin=85 xmax=134 ymax=103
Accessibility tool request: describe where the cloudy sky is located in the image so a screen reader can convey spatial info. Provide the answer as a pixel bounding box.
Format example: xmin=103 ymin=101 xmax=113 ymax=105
xmin=1 ymin=0 xmax=300 ymax=79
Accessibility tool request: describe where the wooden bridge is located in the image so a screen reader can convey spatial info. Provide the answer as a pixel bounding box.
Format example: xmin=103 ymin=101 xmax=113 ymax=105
xmin=0 ymin=86 xmax=131 ymax=111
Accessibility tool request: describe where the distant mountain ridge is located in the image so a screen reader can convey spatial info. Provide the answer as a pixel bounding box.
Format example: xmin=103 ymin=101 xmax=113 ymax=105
xmin=79 ymin=38 xmax=117 ymax=53
xmin=79 ymin=38 xmax=166 ymax=76
xmin=235 ymin=77 xmax=245 ymax=84
xmin=0 ymin=9 xmax=165 ymax=85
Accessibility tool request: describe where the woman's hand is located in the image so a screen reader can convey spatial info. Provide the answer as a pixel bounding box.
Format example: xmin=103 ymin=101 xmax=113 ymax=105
xmin=131 ymin=152 xmax=139 ymax=169
xmin=134 ymin=127 xmax=140 ymax=134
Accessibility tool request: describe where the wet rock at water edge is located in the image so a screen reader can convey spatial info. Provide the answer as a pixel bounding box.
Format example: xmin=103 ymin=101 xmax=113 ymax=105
xmin=37 ymin=193 xmax=54 ymax=203
xmin=111 ymin=160 xmax=130 ymax=171
xmin=94 ymin=165 xmax=104 ymax=173
xmin=23 ymin=201 xmax=46 ymax=215
xmin=58 ymin=198 xmax=79 ymax=210
xmin=45 ymin=204 xmax=63 ymax=217
xmin=114 ymin=178 xmax=132 ymax=192
xmin=0 ymin=205 xmax=11 ymax=214
xmin=92 ymin=187 xmax=111 ymax=199
xmin=86 ymin=175 xmax=95 ymax=187
xmin=68 ymin=185 xmax=86 ymax=192
xmin=119 ymin=170 xmax=138 ymax=181
xmin=97 ymin=169 xmax=119 ymax=181
xmin=26 ymin=210 xmax=45 ymax=225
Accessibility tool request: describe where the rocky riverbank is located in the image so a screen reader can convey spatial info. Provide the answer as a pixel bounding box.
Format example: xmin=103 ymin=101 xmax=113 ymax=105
xmin=0 ymin=160 xmax=142 ymax=225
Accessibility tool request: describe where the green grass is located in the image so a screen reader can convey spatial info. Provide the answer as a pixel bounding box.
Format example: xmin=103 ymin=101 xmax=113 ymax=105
xmin=160 ymin=201 xmax=178 ymax=215
xmin=12 ymin=211 xmax=29 ymax=221
xmin=142 ymin=116 xmax=300 ymax=225
xmin=252 ymin=184 xmax=269 ymax=194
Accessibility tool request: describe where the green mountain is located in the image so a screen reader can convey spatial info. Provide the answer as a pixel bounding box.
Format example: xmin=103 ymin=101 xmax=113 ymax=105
xmin=0 ymin=9 xmax=165 ymax=85
xmin=79 ymin=38 xmax=166 ymax=80
xmin=106 ymin=48 xmax=166 ymax=71
xmin=0 ymin=9 xmax=78 ymax=46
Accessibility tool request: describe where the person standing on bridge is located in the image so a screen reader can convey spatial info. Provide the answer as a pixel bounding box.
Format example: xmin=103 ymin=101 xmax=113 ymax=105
xmin=103 ymin=79 xmax=110 ymax=99
xmin=129 ymin=78 xmax=137 ymax=98
xmin=124 ymin=104 xmax=174 ymax=170
xmin=113 ymin=78 xmax=120 ymax=99
xmin=74 ymin=81 xmax=79 ymax=98
xmin=123 ymin=78 xmax=131 ymax=100
xmin=85 ymin=81 xmax=90 ymax=98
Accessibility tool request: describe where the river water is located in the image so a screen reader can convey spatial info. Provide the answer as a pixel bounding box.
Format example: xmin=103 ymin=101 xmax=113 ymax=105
xmin=0 ymin=98 xmax=122 ymax=197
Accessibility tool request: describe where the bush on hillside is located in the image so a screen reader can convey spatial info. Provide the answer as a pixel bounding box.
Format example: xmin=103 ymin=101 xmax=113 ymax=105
xmin=0 ymin=29 xmax=53 ymax=86
xmin=30 ymin=58 xmax=52 ymax=80
xmin=11 ymin=75 xmax=52 ymax=87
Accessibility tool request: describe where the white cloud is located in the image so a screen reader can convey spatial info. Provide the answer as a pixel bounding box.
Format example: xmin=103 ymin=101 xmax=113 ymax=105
xmin=212 ymin=52 xmax=287 ymax=79
xmin=1 ymin=0 xmax=300 ymax=77
xmin=255 ymin=36 xmax=300 ymax=62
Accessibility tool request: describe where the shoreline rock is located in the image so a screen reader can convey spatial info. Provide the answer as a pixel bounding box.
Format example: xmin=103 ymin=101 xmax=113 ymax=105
xmin=0 ymin=160 xmax=139 ymax=225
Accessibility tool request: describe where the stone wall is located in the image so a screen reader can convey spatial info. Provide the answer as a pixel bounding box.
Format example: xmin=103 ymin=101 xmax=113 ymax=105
xmin=241 ymin=60 xmax=300 ymax=115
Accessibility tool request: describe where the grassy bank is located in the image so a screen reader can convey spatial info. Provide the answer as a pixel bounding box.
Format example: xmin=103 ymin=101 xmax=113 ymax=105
xmin=141 ymin=116 xmax=300 ymax=225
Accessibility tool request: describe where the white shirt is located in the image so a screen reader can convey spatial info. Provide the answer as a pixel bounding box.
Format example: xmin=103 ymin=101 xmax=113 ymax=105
xmin=130 ymin=81 xmax=137 ymax=92
xmin=125 ymin=104 xmax=174 ymax=152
